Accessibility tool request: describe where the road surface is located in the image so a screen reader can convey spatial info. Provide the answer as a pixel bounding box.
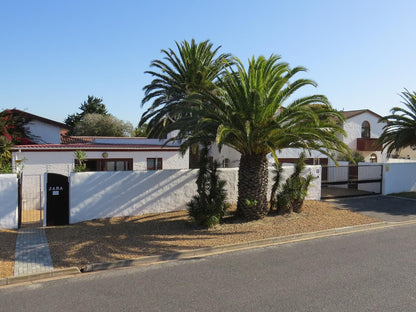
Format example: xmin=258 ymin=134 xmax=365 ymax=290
xmin=2 ymin=223 xmax=416 ymax=311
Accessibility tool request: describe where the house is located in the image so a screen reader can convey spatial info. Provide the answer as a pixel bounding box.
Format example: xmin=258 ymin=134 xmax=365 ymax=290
xmin=341 ymin=109 xmax=387 ymax=163
xmin=8 ymin=110 xmax=189 ymax=214
xmin=8 ymin=109 xmax=70 ymax=144
xmin=209 ymin=109 xmax=388 ymax=166
xmin=392 ymin=146 xmax=416 ymax=161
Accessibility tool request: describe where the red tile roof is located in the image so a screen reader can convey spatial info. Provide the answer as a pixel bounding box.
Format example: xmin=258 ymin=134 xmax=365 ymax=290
xmin=11 ymin=143 xmax=180 ymax=152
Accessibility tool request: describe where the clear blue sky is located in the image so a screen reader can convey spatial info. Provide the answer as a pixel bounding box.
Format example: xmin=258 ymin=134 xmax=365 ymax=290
xmin=1 ymin=0 xmax=416 ymax=126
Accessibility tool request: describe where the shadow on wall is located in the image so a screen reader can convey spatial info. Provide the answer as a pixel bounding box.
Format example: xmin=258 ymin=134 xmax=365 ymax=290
xmin=70 ymin=170 xmax=198 ymax=223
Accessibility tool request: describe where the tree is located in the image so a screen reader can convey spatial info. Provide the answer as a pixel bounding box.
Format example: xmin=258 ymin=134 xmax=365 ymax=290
xmin=337 ymin=150 xmax=364 ymax=164
xmin=65 ymin=96 xmax=108 ymax=133
xmin=379 ymin=89 xmax=416 ymax=156
xmin=134 ymin=123 xmax=149 ymax=137
xmin=202 ymin=55 xmax=350 ymax=220
xmin=140 ymin=39 xmax=233 ymax=147
xmin=72 ymin=113 xmax=133 ymax=136
xmin=141 ymin=42 xmax=351 ymax=221
xmin=0 ymin=109 xmax=34 ymax=172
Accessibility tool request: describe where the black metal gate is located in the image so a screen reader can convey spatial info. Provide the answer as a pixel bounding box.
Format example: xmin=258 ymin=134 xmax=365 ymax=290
xmin=46 ymin=173 xmax=69 ymax=226
xmin=321 ymin=165 xmax=383 ymax=199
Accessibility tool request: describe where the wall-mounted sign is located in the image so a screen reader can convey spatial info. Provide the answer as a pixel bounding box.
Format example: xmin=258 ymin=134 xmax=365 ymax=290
xmin=49 ymin=186 xmax=64 ymax=196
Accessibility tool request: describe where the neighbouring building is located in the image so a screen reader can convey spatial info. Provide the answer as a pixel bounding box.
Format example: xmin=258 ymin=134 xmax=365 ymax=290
xmin=8 ymin=109 xmax=70 ymax=144
xmin=210 ymin=109 xmax=389 ymax=167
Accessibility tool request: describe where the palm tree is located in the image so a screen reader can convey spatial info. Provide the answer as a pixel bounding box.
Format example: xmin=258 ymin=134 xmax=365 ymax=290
xmin=200 ymin=55 xmax=350 ymax=220
xmin=379 ymin=89 xmax=416 ymax=156
xmin=140 ymin=39 xmax=233 ymax=146
xmin=141 ymin=46 xmax=350 ymax=221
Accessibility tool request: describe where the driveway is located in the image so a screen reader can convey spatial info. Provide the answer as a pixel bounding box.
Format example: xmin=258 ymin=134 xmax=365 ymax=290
xmin=328 ymin=195 xmax=416 ymax=222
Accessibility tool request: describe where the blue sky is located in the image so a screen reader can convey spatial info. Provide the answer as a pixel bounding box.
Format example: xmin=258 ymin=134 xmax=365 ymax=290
xmin=1 ymin=0 xmax=416 ymax=126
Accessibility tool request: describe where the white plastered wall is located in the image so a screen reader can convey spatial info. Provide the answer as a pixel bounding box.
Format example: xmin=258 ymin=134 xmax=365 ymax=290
xmin=12 ymin=149 xmax=189 ymax=213
xmin=343 ymin=113 xmax=387 ymax=162
xmin=0 ymin=174 xmax=18 ymax=229
xmin=25 ymin=120 xmax=62 ymax=144
xmin=69 ymin=165 xmax=321 ymax=224
xmin=383 ymin=162 xmax=416 ymax=194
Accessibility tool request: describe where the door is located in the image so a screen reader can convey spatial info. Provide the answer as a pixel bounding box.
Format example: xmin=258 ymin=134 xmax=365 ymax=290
xmin=46 ymin=173 xmax=69 ymax=226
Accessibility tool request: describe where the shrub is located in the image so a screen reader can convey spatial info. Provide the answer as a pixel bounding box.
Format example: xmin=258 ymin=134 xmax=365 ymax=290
xmin=272 ymin=153 xmax=314 ymax=214
xmin=73 ymin=150 xmax=87 ymax=172
xmin=187 ymin=145 xmax=228 ymax=228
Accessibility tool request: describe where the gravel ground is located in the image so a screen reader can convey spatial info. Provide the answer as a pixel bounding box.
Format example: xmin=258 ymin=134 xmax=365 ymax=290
xmin=0 ymin=229 xmax=18 ymax=278
xmin=45 ymin=200 xmax=378 ymax=270
xmin=0 ymin=201 xmax=379 ymax=278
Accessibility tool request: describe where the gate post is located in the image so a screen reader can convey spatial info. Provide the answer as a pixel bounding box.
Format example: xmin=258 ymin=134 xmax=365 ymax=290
xmin=17 ymin=175 xmax=22 ymax=228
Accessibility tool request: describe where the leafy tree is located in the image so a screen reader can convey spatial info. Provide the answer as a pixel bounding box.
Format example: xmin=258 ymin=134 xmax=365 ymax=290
xmin=337 ymin=150 xmax=364 ymax=164
xmin=72 ymin=113 xmax=133 ymax=136
xmin=65 ymin=96 xmax=108 ymax=133
xmin=187 ymin=145 xmax=228 ymax=228
xmin=140 ymin=39 xmax=233 ymax=147
xmin=0 ymin=136 xmax=12 ymax=173
xmin=0 ymin=109 xmax=34 ymax=173
xmin=379 ymin=89 xmax=416 ymax=156
xmin=134 ymin=123 xmax=149 ymax=137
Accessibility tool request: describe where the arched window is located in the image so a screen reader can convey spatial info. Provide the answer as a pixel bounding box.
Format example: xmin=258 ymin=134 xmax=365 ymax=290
xmin=369 ymin=153 xmax=377 ymax=163
xmin=361 ymin=121 xmax=370 ymax=138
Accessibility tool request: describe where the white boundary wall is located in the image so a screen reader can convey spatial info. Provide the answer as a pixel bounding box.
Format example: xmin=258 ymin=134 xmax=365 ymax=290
xmin=383 ymin=162 xmax=416 ymax=194
xmin=69 ymin=165 xmax=321 ymax=224
xmin=0 ymin=174 xmax=18 ymax=229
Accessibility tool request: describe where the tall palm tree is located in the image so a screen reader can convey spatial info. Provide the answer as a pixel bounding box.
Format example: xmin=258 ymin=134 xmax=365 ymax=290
xmin=200 ymin=55 xmax=350 ymax=220
xmin=379 ymin=89 xmax=416 ymax=156
xmin=141 ymin=47 xmax=351 ymax=221
xmin=140 ymin=39 xmax=233 ymax=146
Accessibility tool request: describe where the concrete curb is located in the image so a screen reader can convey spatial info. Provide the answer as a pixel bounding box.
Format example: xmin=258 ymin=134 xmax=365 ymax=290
xmin=83 ymin=220 xmax=416 ymax=273
xmin=0 ymin=267 xmax=80 ymax=286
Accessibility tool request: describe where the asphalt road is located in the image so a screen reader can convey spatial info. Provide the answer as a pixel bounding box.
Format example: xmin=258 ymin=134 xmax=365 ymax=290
xmin=330 ymin=195 xmax=416 ymax=222
xmin=2 ymin=222 xmax=416 ymax=311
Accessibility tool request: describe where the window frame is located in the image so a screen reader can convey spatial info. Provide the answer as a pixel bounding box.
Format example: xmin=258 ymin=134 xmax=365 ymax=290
xmin=147 ymin=158 xmax=163 ymax=170
xmin=361 ymin=121 xmax=371 ymax=139
xmin=75 ymin=158 xmax=133 ymax=172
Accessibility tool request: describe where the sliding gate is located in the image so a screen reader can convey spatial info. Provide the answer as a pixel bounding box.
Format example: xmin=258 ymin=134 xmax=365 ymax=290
xmin=321 ymin=164 xmax=383 ymax=199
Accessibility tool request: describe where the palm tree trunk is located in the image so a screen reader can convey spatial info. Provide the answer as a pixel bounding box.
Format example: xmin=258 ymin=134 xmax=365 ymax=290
xmin=236 ymin=153 xmax=269 ymax=220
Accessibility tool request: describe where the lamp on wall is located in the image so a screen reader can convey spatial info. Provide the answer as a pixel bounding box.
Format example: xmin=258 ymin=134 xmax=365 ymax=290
xmin=102 ymin=152 xmax=108 ymax=158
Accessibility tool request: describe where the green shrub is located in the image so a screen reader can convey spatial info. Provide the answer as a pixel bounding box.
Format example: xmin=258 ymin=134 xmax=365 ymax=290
xmin=73 ymin=150 xmax=87 ymax=172
xmin=272 ymin=153 xmax=314 ymax=214
xmin=187 ymin=145 xmax=228 ymax=228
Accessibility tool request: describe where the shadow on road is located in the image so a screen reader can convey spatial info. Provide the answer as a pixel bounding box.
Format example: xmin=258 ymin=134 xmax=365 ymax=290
xmin=328 ymin=195 xmax=416 ymax=222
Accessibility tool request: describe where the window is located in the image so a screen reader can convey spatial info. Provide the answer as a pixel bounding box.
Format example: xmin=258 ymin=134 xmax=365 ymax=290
xmin=147 ymin=158 xmax=163 ymax=170
xmin=361 ymin=121 xmax=370 ymax=138
xmin=77 ymin=159 xmax=133 ymax=171
xmin=369 ymin=153 xmax=377 ymax=163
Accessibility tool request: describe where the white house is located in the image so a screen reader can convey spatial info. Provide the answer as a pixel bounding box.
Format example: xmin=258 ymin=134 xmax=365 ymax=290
xmin=11 ymin=136 xmax=189 ymax=213
xmin=10 ymin=109 xmax=70 ymax=144
xmin=210 ymin=109 xmax=388 ymax=167
xmin=341 ymin=109 xmax=387 ymax=163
